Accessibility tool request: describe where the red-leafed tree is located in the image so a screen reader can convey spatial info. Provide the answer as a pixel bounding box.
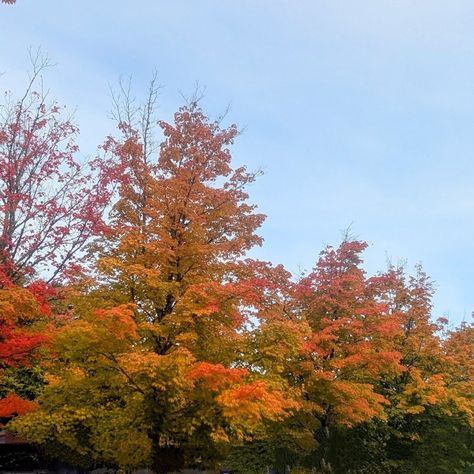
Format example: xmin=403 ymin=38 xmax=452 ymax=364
xmin=293 ymin=241 xmax=403 ymax=468
xmin=0 ymin=53 xmax=106 ymax=284
xmin=245 ymin=240 xmax=405 ymax=471
xmin=0 ymin=276 xmax=54 ymax=419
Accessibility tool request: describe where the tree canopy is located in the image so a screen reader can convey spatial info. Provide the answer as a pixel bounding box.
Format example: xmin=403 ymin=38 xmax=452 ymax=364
xmin=1 ymin=66 xmax=472 ymax=473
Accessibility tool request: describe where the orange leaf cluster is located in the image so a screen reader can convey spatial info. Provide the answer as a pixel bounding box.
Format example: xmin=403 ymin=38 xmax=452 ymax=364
xmin=0 ymin=394 xmax=37 ymax=418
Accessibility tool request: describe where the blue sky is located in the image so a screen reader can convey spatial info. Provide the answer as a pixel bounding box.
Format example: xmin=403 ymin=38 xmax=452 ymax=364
xmin=1 ymin=1 xmax=474 ymax=324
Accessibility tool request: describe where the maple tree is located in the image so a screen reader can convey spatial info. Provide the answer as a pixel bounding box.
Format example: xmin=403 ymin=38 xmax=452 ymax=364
xmin=12 ymin=98 xmax=297 ymax=471
xmin=251 ymin=240 xmax=474 ymax=473
xmin=441 ymin=320 xmax=474 ymax=421
xmin=0 ymin=55 xmax=105 ymax=424
xmin=288 ymin=241 xmax=403 ymax=471
xmin=295 ymin=241 xmax=401 ymax=419
xmin=353 ymin=264 xmax=474 ymax=473
xmin=328 ymin=262 xmax=474 ymax=473
xmin=239 ymin=240 xmax=401 ymax=471
xmin=0 ymin=54 xmax=105 ymax=284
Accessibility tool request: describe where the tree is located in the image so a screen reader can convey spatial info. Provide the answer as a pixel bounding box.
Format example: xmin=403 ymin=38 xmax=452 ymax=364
xmin=297 ymin=243 xmax=402 ymax=409
xmin=291 ymin=241 xmax=405 ymax=470
xmin=364 ymin=265 xmax=474 ymax=473
xmin=0 ymin=54 xmax=105 ymax=422
xmin=251 ymin=240 xmax=470 ymax=473
xmin=241 ymin=240 xmax=404 ymax=472
xmin=12 ymin=100 xmax=297 ymax=471
xmin=0 ymin=53 xmax=105 ymax=284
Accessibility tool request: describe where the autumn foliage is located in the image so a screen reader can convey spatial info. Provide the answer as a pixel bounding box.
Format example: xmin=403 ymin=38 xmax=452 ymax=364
xmin=0 ymin=59 xmax=105 ymax=422
xmin=0 ymin=72 xmax=472 ymax=473
xmin=0 ymin=66 xmax=106 ymax=283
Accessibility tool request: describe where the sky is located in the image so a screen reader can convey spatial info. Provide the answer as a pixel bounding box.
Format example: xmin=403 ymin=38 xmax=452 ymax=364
xmin=1 ymin=0 xmax=474 ymax=325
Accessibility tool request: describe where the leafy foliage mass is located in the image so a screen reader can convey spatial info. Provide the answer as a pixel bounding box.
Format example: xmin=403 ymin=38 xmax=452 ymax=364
xmin=0 ymin=68 xmax=472 ymax=473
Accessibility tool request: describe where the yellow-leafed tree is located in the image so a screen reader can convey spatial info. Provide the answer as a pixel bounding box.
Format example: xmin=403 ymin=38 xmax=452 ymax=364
xmin=12 ymin=102 xmax=297 ymax=471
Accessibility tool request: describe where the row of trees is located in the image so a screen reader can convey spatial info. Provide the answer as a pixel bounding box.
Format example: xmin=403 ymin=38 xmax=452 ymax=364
xmin=0 ymin=63 xmax=473 ymax=473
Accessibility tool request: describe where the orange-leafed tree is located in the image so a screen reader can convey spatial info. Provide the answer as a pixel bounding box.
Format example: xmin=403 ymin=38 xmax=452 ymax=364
xmin=250 ymin=240 xmax=404 ymax=471
xmin=441 ymin=320 xmax=474 ymax=421
xmin=357 ymin=265 xmax=474 ymax=473
xmin=248 ymin=241 xmax=474 ymax=473
xmin=362 ymin=261 xmax=473 ymax=423
xmin=291 ymin=240 xmax=403 ymax=469
xmin=12 ymin=97 xmax=297 ymax=471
